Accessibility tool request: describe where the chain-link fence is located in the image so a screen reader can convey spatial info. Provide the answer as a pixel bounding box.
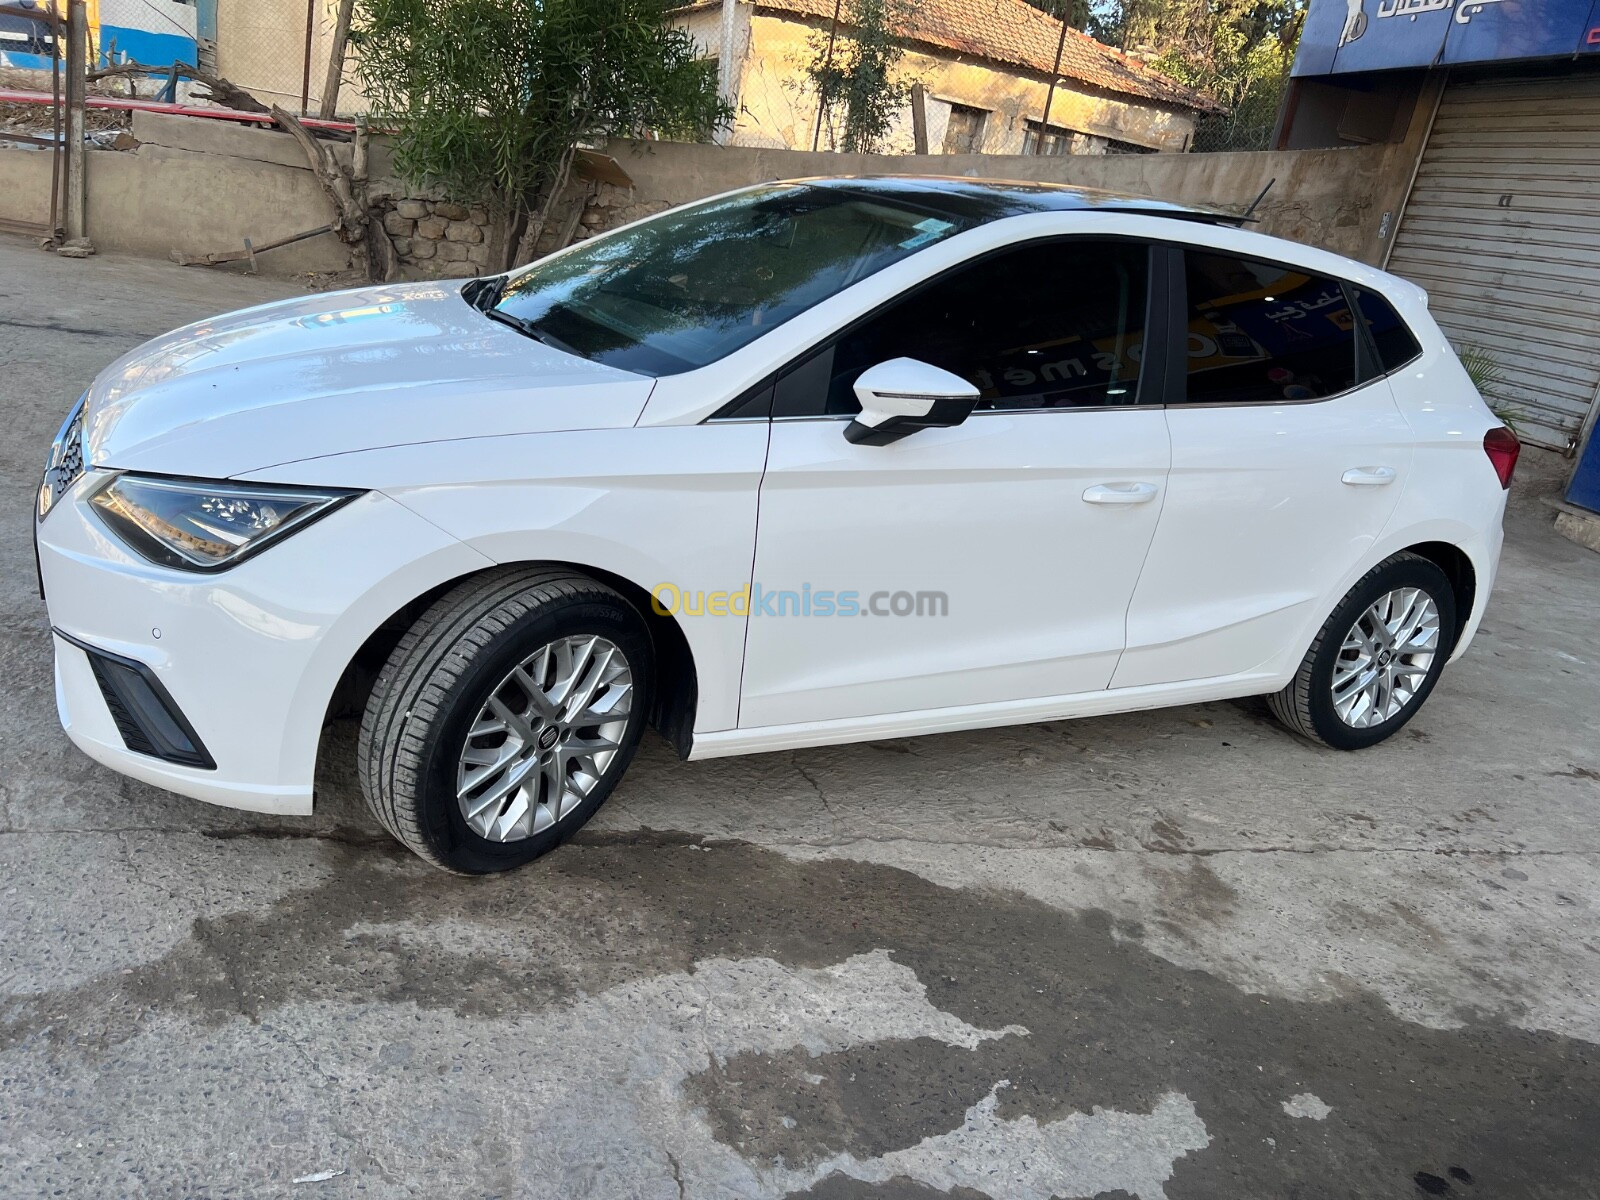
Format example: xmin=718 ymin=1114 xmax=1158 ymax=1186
xmin=1186 ymin=74 xmax=1289 ymax=153
xmin=210 ymin=0 xmax=336 ymax=114
xmin=2 ymin=0 xmax=364 ymax=116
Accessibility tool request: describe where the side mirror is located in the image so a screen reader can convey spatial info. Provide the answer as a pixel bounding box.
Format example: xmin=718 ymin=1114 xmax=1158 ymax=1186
xmin=844 ymin=358 xmax=980 ymax=446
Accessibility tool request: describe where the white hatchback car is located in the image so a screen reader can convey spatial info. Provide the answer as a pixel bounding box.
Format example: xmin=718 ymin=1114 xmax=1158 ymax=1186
xmin=38 ymin=178 xmax=1520 ymax=873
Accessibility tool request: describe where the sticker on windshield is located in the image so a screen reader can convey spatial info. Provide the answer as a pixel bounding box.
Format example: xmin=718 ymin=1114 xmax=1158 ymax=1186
xmin=898 ymin=217 xmax=956 ymax=250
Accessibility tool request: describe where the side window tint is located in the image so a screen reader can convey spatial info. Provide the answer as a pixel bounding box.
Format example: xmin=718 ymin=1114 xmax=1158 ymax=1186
xmin=821 ymin=240 xmax=1150 ymax=415
xmin=1179 ymin=252 xmax=1357 ymax=404
xmin=1352 ymin=286 xmax=1422 ymax=379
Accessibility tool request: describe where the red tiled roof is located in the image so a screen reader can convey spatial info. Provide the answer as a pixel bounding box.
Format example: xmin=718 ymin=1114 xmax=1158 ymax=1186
xmin=693 ymin=0 xmax=1219 ymax=112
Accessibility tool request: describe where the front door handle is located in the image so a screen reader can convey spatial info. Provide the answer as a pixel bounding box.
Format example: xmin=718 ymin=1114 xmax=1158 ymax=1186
xmin=1342 ymin=466 xmax=1397 ymax=487
xmin=1082 ymin=482 xmax=1159 ymax=505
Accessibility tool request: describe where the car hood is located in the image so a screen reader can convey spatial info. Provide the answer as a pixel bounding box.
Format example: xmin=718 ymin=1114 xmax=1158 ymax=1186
xmin=83 ymin=280 xmax=654 ymax=478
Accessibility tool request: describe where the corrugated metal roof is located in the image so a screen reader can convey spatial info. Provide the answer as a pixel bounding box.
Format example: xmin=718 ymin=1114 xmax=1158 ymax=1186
xmin=680 ymin=0 xmax=1219 ymax=113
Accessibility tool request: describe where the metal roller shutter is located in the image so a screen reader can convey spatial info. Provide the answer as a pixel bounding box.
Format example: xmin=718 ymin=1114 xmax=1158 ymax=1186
xmin=1386 ymin=73 xmax=1600 ymax=451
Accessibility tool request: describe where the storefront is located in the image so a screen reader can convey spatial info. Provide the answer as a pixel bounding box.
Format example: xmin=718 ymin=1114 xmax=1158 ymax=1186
xmin=1280 ymin=0 xmax=1600 ymax=469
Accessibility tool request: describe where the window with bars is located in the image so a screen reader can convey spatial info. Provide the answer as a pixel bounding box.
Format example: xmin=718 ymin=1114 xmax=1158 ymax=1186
xmin=1022 ymin=120 xmax=1078 ymax=156
xmin=941 ymin=104 xmax=988 ymax=154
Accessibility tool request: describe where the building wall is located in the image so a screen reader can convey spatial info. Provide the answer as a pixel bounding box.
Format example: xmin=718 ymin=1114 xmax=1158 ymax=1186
xmin=0 ymin=111 xmax=1419 ymax=277
xmin=705 ymin=11 xmax=1196 ymax=154
xmin=0 ymin=111 xmax=355 ymax=274
xmin=596 ymin=135 xmax=1416 ymax=265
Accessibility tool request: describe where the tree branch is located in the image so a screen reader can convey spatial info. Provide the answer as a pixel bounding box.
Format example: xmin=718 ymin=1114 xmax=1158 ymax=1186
xmin=87 ymin=61 xmax=271 ymax=113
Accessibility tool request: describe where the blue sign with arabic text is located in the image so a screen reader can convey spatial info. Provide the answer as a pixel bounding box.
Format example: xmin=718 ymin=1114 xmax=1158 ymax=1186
xmin=1292 ymin=0 xmax=1600 ymax=76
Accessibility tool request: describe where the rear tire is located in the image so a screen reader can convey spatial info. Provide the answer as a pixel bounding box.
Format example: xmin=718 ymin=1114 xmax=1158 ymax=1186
xmin=1268 ymin=552 xmax=1456 ymax=750
xmin=358 ymin=567 xmax=652 ymax=874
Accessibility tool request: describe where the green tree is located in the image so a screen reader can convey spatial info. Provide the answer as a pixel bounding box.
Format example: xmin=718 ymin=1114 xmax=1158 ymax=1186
xmin=1023 ymin=0 xmax=1091 ymax=32
xmin=351 ymin=0 xmax=730 ymax=269
xmin=1087 ymin=0 xmax=1305 ymax=150
xmin=804 ymin=0 xmax=920 ymax=154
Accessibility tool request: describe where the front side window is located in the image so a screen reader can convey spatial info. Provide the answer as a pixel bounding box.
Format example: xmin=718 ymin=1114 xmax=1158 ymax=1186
xmin=489 ymin=185 xmax=975 ymax=377
xmin=1179 ymin=251 xmax=1358 ymax=404
xmin=809 ymin=239 xmax=1150 ymax=415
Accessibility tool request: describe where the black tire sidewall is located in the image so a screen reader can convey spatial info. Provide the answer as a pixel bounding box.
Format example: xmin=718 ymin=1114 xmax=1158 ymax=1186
xmin=1304 ymin=556 xmax=1457 ymax=750
xmin=414 ymin=596 xmax=652 ymax=873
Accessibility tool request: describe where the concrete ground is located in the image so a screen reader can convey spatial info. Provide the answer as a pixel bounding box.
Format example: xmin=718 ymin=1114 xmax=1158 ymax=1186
xmin=2 ymin=237 xmax=1598 ymax=1200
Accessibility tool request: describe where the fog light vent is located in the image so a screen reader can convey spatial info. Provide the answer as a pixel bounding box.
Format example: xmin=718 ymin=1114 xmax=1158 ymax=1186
xmin=56 ymin=631 xmax=216 ymax=770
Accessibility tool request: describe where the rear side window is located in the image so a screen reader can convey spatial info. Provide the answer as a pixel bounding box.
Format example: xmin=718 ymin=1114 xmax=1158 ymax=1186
xmin=1351 ymin=286 xmax=1422 ymax=381
xmin=1178 ymin=251 xmax=1358 ymax=404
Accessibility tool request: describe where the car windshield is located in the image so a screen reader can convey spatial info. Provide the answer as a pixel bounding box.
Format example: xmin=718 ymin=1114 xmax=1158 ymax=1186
xmin=486 ymin=184 xmax=973 ymax=376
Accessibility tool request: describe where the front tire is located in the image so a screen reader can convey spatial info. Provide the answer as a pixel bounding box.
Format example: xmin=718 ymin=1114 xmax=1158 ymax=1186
xmin=358 ymin=568 xmax=652 ymax=873
xmin=1268 ymin=552 xmax=1456 ymax=750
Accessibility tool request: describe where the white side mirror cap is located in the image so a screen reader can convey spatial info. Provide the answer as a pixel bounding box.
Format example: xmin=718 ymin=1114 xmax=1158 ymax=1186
xmin=846 ymin=358 xmax=980 ymax=446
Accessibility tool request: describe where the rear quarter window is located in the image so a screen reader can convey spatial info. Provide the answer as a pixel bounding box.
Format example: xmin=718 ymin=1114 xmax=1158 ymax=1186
xmin=1351 ymin=286 xmax=1423 ymax=380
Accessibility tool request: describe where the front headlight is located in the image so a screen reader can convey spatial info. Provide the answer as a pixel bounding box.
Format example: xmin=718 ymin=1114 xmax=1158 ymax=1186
xmin=89 ymin=474 xmax=359 ymax=571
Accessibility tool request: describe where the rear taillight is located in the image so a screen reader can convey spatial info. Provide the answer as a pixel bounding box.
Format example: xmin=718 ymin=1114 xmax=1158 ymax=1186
xmin=1483 ymin=426 xmax=1520 ymax=489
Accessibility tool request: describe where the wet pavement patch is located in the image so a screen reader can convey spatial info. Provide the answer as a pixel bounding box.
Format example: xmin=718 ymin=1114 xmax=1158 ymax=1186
xmin=3 ymin=834 xmax=1597 ymax=1197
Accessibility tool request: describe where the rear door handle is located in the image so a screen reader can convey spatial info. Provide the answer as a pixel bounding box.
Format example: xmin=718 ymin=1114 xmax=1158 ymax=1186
xmin=1342 ymin=466 xmax=1397 ymax=487
xmin=1082 ymin=482 xmax=1159 ymax=505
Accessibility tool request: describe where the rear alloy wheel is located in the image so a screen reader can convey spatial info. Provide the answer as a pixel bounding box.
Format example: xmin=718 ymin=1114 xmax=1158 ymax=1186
xmin=1328 ymin=587 xmax=1440 ymax=730
xmin=359 ymin=568 xmax=652 ymax=873
xmin=1268 ymin=552 xmax=1457 ymax=750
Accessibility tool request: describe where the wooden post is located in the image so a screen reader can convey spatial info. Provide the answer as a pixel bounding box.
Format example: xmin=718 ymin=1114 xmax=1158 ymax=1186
xmin=299 ymin=0 xmax=316 ymax=116
xmin=318 ymin=0 xmax=354 ymax=120
xmin=63 ymin=0 xmax=87 ymax=242
xmin=50 ymin=5 xmax=64 ymax=241
xmin=352 ymin=113 xmax=369 ymax=186
xmin=810 ymin=0 xmax=842 ymax=152
xmin=909 ymin=82 xmax=928 ymax=155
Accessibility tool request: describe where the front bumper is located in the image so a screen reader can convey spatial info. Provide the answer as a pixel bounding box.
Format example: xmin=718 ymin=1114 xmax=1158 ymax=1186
xmin=39 ymin=471 xmax=493 ymax=815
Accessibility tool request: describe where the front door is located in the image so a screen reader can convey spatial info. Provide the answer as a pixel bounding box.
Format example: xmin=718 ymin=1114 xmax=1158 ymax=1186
xmin=738 ymin=238 xmax=1172 ymax=730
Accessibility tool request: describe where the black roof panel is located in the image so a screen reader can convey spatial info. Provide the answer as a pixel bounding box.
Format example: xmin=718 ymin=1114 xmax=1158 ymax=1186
xmin=794 ymin=175 xmax=1242 ymax=226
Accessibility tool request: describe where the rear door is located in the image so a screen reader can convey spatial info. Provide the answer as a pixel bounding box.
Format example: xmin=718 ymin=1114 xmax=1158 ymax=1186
xmin=1112 ymin=246 xmax=1413 ymax=689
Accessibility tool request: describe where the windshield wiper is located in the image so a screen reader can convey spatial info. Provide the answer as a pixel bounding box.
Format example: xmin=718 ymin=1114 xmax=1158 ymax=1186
xmin=461 ymin=274 xmax=507 ymax=312
xmin=481 ymin=306 xmax=582 ymax=357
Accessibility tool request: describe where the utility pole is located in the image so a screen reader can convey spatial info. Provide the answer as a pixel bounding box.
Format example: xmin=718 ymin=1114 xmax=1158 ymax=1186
xmin=1035 ymin=7 xmax=1069 ymax=153
xmin=318 ymin=0 xmax=355 ymax=120
xmin=63 ymin=0 xmax=87 ymax=242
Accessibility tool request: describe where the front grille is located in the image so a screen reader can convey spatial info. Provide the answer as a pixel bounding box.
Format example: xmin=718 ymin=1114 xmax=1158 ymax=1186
xmin=39 ymin=396 xmax=87 ymax=519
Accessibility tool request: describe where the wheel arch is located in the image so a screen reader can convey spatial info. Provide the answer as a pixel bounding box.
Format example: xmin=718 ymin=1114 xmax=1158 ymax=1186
xmin=320 ymin=560 xmax=700 ymax=768
xmin=1397 ymin=540 xmax=1477 ymax=654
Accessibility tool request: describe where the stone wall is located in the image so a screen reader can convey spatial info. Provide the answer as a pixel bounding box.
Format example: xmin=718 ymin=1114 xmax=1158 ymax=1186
xmin=367 ymin=180 xmax=675 ymax=278
xmin=379 ymin=197 xmax=492 ymax=275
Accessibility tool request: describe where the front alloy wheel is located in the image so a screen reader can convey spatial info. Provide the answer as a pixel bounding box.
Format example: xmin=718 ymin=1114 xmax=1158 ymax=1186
xmin=457 ymin=635 xmax=634 ymax=843
xmin=359 ymin=568 xmax=652 ymax=873
xmin=1269 ymin=552 xmax=1457 ymax=750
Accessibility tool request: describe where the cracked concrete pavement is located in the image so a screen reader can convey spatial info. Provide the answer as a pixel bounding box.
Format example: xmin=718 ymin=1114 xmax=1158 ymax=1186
xmin=2 ymin=237 xmax=1598 ymax=1199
